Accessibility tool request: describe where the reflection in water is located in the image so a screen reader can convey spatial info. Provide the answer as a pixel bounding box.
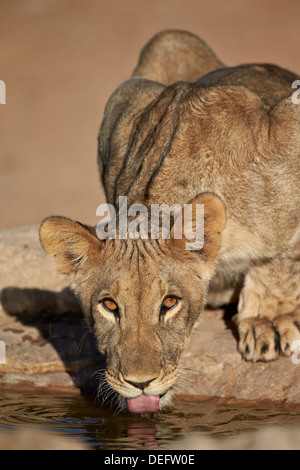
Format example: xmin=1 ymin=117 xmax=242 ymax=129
xmin=1 ymin=392 xmax=300 ymax=449
xmin=127 ymin=423 xmax=159 ymax=449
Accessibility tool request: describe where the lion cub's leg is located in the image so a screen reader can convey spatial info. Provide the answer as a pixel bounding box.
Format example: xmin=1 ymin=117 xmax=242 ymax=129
xmin=237 ymin=244 xmax=300 ymax=362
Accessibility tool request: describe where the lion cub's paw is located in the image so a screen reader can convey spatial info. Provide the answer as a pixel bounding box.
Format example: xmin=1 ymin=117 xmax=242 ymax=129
xmin=238 ymin=317 xmax=280 ymax=362
xmin=238 ymin=313 xmax=300 ymax=362
xmin=272 ymin=313 xmax=300 ymax=357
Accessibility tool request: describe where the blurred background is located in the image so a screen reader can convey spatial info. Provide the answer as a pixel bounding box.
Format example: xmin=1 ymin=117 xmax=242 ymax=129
xmin=0 ymin=0 xmax=299 ymax=229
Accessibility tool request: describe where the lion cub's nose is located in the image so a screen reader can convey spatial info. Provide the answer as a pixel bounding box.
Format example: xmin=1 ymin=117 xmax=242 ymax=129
xmin=125 ymin=377 xmax=156 ymax=390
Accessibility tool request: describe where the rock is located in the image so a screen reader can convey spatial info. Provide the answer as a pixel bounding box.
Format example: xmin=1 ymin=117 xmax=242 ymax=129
xmin=0 ymin=307 xmax=105 ymax=394
xmin=178 ymin=310 xmax=300 ymax=403
xmin=0 ymin=225 xmax=105 ymax=394
xmin=0 ymin=224 xmax=300 ymax=403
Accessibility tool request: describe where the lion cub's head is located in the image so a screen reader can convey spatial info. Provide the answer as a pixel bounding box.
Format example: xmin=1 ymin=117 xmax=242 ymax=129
xmin=39 ymin=193 xmax=225 ymax=413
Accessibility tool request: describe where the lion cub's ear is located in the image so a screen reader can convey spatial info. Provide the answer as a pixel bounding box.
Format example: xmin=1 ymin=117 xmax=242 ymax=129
xmin=39 ymin=216 xmax=101 ymax=275
xmin=172 ymin=192 xmax=226 ymax=264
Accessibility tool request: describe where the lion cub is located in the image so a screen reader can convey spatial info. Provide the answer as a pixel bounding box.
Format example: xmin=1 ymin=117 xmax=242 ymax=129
xmin=40 ymin=31 xmax=300 ymax=414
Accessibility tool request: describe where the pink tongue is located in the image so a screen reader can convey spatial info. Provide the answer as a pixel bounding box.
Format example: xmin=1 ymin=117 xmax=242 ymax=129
xmin=127 ymin=394 xmax=160 ymax=414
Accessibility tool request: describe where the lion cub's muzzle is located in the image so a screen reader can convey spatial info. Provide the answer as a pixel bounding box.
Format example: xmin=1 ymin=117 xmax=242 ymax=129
xmin=105 ymin=365 xmax=178 ymax=414
xmin=102 ymin=327 xmax=180 ymax=413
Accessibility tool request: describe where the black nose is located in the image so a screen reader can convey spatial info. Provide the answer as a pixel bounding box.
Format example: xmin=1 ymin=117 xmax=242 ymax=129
xmin=125 ymin=378 xmax=155 ymax=390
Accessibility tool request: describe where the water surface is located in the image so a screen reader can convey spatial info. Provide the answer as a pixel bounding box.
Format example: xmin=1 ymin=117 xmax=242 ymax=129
xmin=1 ymin=392 xmax=300 ymax=449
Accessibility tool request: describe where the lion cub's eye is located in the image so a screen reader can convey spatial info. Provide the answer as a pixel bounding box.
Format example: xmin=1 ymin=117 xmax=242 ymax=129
xmin=98 ymin=298 xmax=119 ymax=324
xmin=102 ymin=298 xmax=118 ymax=313
xmin=162 ymin=296 xmax=179 ymax=310
xmin=160 ymin=296 xmax=181 ymax=321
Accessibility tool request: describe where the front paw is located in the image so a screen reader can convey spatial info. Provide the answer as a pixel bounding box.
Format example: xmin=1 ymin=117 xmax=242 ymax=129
xmin=238 ymin=313 xmax=300 ymax=362
xmin=273 ymin=313 xmax=300 ymax=357
xmin=238 ymin=317 xmax=281 ymax=362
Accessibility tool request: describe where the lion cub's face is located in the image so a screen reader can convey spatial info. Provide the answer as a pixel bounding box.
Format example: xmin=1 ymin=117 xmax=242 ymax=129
xmin=40 ymin=194 xmax=226 ymax=413
xmin=88 ymin=237 xmax=207 ymax=412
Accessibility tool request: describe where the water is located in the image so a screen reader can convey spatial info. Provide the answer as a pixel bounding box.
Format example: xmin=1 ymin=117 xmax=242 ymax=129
xmin=1 ymin=392 xmax=300 ymax=449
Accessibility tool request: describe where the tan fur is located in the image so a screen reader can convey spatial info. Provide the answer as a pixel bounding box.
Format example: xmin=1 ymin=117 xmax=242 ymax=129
xmin=132 ymin=30 xmax=224 ymax=85
xmin=40 ymin=31 xmax=300 ymax=409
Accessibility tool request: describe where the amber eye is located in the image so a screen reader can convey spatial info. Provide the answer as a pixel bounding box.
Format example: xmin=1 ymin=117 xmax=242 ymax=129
xmin=162 ymin=296 xmax=179 ymax=310
xmin=102 ymin=298 xmax=118 ymax=312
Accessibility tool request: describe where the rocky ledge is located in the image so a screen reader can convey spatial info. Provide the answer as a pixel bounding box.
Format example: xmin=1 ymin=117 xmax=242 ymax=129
xmin=0 ymin=225 xmax=300 ymax=403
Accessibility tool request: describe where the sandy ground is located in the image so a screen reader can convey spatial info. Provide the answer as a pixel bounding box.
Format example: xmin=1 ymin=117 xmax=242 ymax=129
xmin=0 ymin=0 xmax=300 ymax=229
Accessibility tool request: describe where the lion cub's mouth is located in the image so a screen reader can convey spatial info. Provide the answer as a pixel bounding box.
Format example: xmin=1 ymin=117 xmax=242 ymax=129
xmin=127 ymin=394 xmax=160 ymax=414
